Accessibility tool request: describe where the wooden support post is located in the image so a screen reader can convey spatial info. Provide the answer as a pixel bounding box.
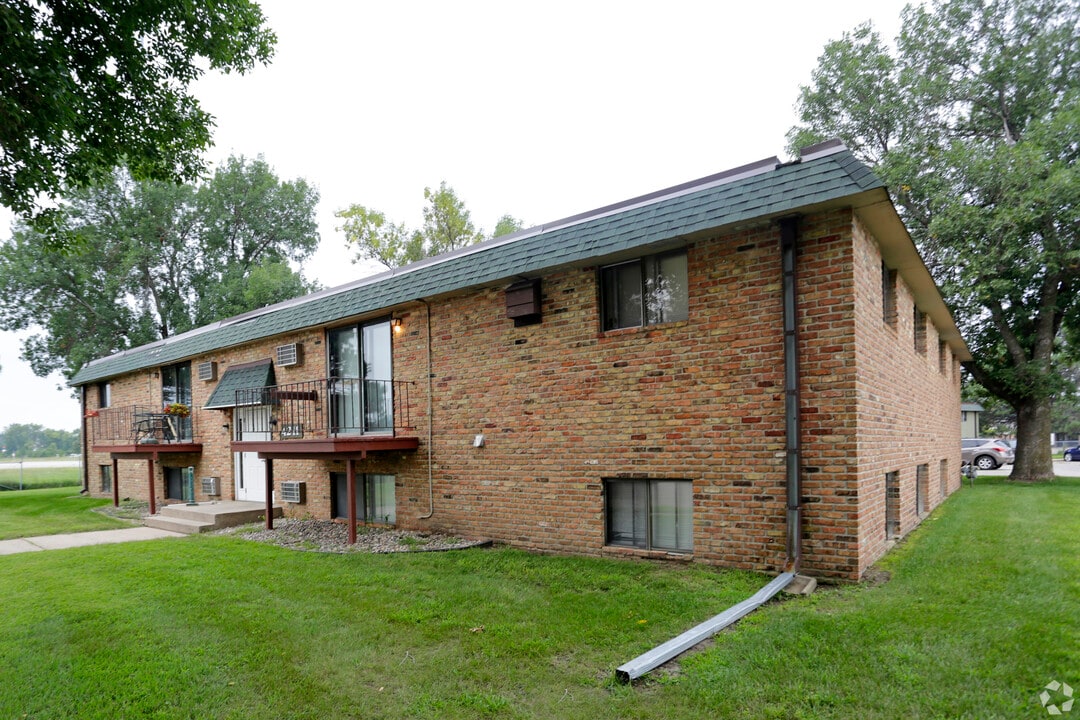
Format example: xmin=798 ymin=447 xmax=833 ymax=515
xmin=265 ymin=458 xmax=274 ymax=530
xmin=147 ymin=458 xmax=156 ymax=516
xmin=112 ymin=457 xmax=119 ymax=508
xmin=347 ymin=459 xmax=357 ymax=545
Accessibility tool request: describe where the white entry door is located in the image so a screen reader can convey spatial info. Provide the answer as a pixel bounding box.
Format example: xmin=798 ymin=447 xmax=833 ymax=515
xmin=234 ymin=406 xmax=271 ymax=501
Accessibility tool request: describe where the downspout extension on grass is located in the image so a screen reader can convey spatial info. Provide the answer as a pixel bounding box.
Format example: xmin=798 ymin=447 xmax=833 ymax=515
xmin=615 ymin=571 xmax=796 ymax=683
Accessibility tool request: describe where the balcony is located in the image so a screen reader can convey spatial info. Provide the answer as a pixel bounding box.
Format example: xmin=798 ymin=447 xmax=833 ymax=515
xmin=88 ymin=405 xmax=204 ymax=456
xmin=230 ymin=377 xmax=419 ymax=459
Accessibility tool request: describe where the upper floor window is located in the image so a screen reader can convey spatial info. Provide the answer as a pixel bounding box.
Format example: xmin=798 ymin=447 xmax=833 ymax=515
xmin=160 ymin=363 xmax=192 ymax=441
xmin=913 ymin=307 xmax=927 ymax=354
xmin=600 ymin=250 xmax=688 ymax=331
xmin=97 ymin=382 xmax=111 ymax=408
xmin=161 ymin=363 xmax=192 ymax=407
xmin=882 ymin=261 xmax=897 ymax=326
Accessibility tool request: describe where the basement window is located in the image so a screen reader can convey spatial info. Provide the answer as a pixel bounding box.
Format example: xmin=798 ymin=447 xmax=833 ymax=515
xmin=330 ymin=472 xmax=396 ymax=524
xmin=885 ymin=471 xmax=900 ymax=539
xmin=600 ymin=250 xmax=688 ymax=331
xmin=605 ymin=479 xmax=692 ymax=552
xmin=916 ymin=464 xmax=928 ymax=515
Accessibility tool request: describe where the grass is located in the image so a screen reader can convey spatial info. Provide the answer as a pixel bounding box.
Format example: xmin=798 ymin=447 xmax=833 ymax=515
xmin=0 ymin=477 xmax=1077 ymax=719
xmin=0 ymin=486 xmax=132 ymax=540
xmin=0 ymin=464 xmax=80 ymax=490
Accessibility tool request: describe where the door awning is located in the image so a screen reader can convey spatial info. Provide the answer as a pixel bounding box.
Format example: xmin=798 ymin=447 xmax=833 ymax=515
xmin=203 ymin=359 xmax=276 ymax=409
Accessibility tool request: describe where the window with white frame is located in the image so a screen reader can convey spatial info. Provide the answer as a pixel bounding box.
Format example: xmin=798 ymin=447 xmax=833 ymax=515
xmin=600 ymin=250 xmax=688 ymax=331
xmin=605 ymin=478 xmax=692 ymax=552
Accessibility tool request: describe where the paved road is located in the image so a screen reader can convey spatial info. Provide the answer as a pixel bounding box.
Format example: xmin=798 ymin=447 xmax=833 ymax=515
xmin=979 ymin=460 xmax=1080 ymax=478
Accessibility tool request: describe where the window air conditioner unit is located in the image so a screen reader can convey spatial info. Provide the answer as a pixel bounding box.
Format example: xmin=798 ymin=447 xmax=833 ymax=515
xmin=280 ymin=481 xmax=305 ymax=504
xmin=201 ymin=477 xmax=220 ymax=496
xmin=197 ymin=361 xmax=217 ymax=381
xmin=276 ymin=343 xmax=302 ymax=367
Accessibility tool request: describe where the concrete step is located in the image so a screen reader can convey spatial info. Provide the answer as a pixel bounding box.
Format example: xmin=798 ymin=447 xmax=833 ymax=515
xmin=144 ymin=515 xmax=214 ymax=535
xmin=156 ymin=502 xmax=282 ymax=529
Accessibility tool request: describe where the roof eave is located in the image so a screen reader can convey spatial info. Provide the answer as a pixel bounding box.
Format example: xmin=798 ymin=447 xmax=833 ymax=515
xmin=853 ymin=190 xmax=972 ymax=362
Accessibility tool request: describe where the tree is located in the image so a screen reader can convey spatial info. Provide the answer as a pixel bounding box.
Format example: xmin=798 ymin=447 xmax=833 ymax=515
xmin=493 ymin=214 xmax=526 ymax=238
xmin=336 ymin=183 xmax=522 ymax=269
xmin=0 ymin=424 xmax=79 ymax=457
xmin=0 ymin=156 xmax=320 ymax=378
xmin=788 ymin=0 xmax=1080 ymax=482
xmin=0 ymin=0 xmax=275 ymax=234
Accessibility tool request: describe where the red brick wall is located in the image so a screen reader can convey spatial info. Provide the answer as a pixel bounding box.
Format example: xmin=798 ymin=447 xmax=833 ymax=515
xmin=849 ymin=214 xmax=962 ymax=577
xmin=81 ymin=207 xmax=962 ymax=580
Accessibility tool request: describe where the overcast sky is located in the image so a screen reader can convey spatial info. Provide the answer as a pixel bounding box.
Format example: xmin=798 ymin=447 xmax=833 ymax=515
xmin=0 ymin=0 xmax=912 ymax=431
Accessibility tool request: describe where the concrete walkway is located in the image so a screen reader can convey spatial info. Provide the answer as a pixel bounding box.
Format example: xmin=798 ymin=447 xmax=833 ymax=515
xmin=0 ymin=526 xmax=185 ymax=556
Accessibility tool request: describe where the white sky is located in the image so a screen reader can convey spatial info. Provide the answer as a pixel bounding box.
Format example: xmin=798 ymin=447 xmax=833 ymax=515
xmin=0 ymin=0 xmax=911 ymax=431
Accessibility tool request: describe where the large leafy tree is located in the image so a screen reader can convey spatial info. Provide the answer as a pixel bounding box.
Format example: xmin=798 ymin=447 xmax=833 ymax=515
xmin=0 ymin=423 xmax=79 ymax=457
xmin=0 ymin=156 xmax=319 ymax=378
xmin=336 ymin=182 xmax=523 ymax=269
xmin=788 ymin=0 xmax=1080 ymax=482
xmin=0 ymin=0 xmax=275 ymax=231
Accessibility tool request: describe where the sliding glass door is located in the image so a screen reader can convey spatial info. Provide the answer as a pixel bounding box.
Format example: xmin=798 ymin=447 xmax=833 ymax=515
xmin=328 ymin=319 xmax=392 ymax=434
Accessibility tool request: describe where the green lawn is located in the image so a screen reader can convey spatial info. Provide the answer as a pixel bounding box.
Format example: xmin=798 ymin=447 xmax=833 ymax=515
xmin=0 ymin=464 xmax=81 ymax=490
xmin=0 ymin=486 xmax=132 ymax=540
xmin=0 ymin=478 xmax=1077 ymax=719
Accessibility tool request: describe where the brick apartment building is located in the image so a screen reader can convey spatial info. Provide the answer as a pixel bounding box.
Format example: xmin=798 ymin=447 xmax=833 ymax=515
xmin=71 ymin=140 xmax=968 ymax=580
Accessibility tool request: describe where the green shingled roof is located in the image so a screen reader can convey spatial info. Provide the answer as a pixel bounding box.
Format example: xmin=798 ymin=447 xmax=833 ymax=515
xmin=204 ymin=360 xmax=275 ymax=409
xmin=70 ymin=143 xmax=885 ymax=386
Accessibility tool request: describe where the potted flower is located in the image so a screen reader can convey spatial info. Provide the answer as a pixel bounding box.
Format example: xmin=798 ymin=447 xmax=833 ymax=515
xmin=163 ymin=403 xmax=190 ymax=418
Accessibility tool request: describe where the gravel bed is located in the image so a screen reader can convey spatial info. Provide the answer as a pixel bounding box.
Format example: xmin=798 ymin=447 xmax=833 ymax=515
xmin=93 ymin=499 xmax=150 ymax=523
xmin=217 ymin=518 xmax=487 ymax=554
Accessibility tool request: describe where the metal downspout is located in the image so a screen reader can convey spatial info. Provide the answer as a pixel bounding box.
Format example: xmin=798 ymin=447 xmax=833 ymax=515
xmin=418 ymin=299 xmax=435 ymax=519
xmin=80 ymin=386 xmax=89 ymax=494
xmin=779 ymin=216 xmax=803 ymax=569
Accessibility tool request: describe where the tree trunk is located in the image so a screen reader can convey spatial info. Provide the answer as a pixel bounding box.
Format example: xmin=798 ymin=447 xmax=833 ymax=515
xmin=1011 ymin=397 xmax=1055 ymax=482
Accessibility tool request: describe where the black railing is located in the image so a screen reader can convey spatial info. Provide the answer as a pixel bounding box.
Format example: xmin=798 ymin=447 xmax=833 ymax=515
xmin=89 ymin=405 xmax=198 ymax=445
xmin=234 ymin=378 xmax=414 ymax=441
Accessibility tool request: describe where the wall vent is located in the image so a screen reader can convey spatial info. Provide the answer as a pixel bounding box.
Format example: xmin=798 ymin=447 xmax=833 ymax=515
xmin=280 ymin=481 xmax=306 ymax=504
xmin=276 ymin=343 xmax=302 ymax=367
xmin=505 ymin=278 xmax=542 ymax=327
xmin=201 ymin=477 xmax=220 ymax=496
xmin=197 ymin=361 xmax=217 ymax=381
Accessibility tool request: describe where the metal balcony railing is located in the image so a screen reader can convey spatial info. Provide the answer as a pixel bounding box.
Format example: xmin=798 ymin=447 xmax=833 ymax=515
xmin=233 ymin=377 xmax=414 ymax=441
xmin=89 ymin=405 xmax=199 ymax=446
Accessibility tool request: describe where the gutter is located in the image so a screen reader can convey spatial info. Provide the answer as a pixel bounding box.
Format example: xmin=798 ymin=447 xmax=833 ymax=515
xmin=615 ymin=572 xmax=795 ymax=683
xmin=779 ymin=216 xmax=803 ymax=568
xmin=418 ymin=298 xmax=435 ymax=519
xmin=79 ymin=386 xmax=89 ymax=494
